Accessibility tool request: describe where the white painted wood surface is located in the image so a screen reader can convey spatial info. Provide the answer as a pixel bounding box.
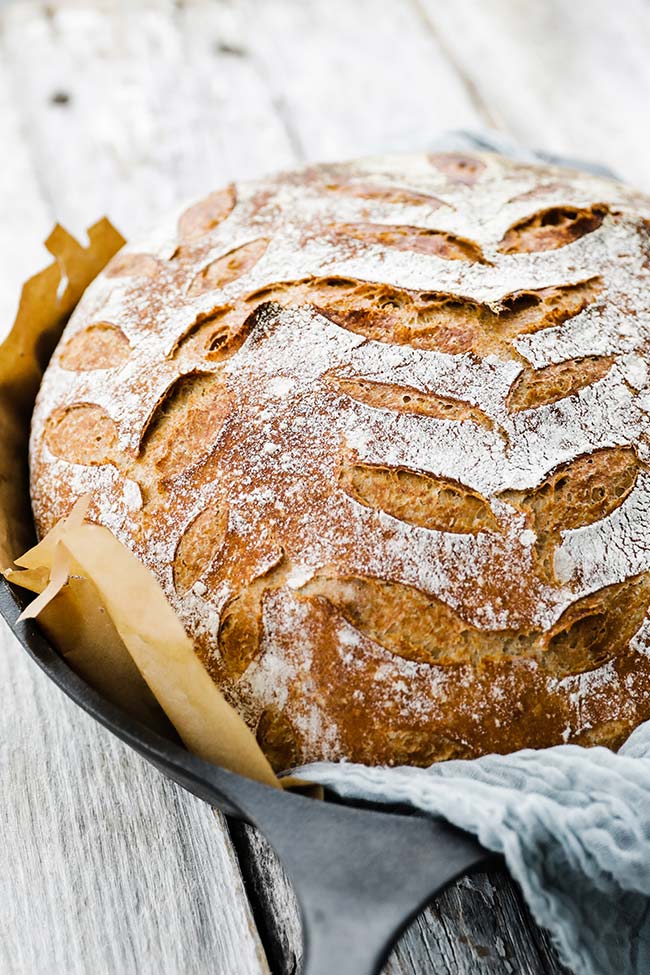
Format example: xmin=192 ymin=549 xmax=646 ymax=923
xmin=0 ymin=644 xmax=269 ymax=975
xmin=420 ymin=0 xmax=650 ymax=192
xmin=1 ymin=1 xmax=648 ymax=972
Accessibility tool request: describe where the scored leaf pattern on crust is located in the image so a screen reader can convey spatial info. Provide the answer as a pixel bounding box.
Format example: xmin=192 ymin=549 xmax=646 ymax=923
xmin=30 ymin=153 xmax=650 ymax=766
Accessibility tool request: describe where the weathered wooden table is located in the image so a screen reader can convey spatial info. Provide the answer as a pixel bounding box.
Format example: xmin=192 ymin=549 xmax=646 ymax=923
xmin=2 ymin=2 xmax=648 ymax=972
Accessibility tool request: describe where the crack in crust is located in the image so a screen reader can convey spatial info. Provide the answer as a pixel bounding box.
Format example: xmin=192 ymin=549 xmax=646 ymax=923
xmin=544 ymin=574 xmax=650 ymax=676
xmin=501 ymin=447 xmax=641 ymax=581
xmin=188 ymin=238 xmax=269 ymax=295
xmin=300 ymin=573 xmax=541 ymax=666
xmin=173 ymin=274 xmax=603 ymax=365
xmin=137 ymin=372 xmax=229 ymax=483
xmin=325 ymin=222 xmax=488 ymax=263
xmin=304 ymin=276 xmax=599 ymax=357
xmin=171 ymin=305 xmax=256 ymax=362
xmin=340 ymin=464 xmax=499 ymax=534
xmin=330 ymin=377 xmax=498 ymax=430
xmin=506 ymin=355 xmax=615 ymax=412
xmin=498 ymin=204 xmax=608 ymax=254
xmin=218 ymin=556 xmax=290 ymax=679
xmin=296 ymin=569 xmax=650 ymax=682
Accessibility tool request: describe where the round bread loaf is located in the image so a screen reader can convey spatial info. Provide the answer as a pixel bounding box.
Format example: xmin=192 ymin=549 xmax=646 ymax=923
xmin=30 ymin=152 xmax=650 ymax=770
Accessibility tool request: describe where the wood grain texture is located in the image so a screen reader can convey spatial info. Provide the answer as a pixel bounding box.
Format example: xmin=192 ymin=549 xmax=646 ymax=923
xmin=230 ymin=0 xmax=487 ymax=161
xmin=0 ymin=0 xmax=297 ymax=240
xmin=417 ymin=0 xmax=650 ymax=192
xmin=4 ymin=0 xmax=644 ymax=972
xmin=0 ymin=623 xmax=269 ymax=975
xmin=0 ymin=52 xmax=51 ymax=328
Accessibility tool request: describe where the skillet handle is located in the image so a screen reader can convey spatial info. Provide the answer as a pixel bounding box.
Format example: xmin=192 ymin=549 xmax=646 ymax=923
xmin=247 ymin=788 xmax=496 ymax=975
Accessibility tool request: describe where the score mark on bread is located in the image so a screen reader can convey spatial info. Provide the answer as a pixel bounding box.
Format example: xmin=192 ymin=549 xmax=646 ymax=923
xmin=173 ymin=503 xmax=229 ymax=595
xmin=331 ymin=378 xmax=497 ymax=429
xmin=188 ymin=238 xmax=269 ymax=295
xmin=44 ymin=403 xmax=119 ymax=465
xmin=177 ymin=185 xmax=236 ymax=241
xmin=498 ymin=204 xmax=608 ymax=253
xmin=501 ymin=447 xmax=641 ymax=581
xmin=138 ymin=373 xmax=230 ymax=481
xmin=59 ymin=323 xmax=131 ymax=371
xmin=339 ymin=465 xmax=499 ymax=534
xmin=322 ymin=181 xmax=446 ymax=208
xmin=506 ymin=355 xmax=615 ymax=412
xmin=326 ymin=222 xmax=488 ymax=263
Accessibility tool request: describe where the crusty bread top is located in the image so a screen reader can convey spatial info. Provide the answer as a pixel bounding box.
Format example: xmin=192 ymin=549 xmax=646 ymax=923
xmin=29 ymin=152 xmax=650 ymax=767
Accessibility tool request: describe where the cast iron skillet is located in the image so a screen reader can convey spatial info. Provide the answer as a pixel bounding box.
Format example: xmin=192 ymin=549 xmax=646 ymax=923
xmin=3 ymin=140 xmax=614 ymax=975
xmin=0 ymin=578 xmax=495 ymax=975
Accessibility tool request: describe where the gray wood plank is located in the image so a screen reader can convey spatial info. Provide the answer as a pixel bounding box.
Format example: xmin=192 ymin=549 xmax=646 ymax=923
xmin=228 ymin=822 xmax=303 ymax=975
xmin=0 ymin=0 xmax=298 ymax=239
xmin=0 ymin=623 xmax=270 ymax=975
xmin=235 ymin=0 xmax=488 ymax=163
xmin=417 ymin=0 xmax=650 ymax=192
xmin=0 ymin=51 xmax=52 ymax=328
xmin=388 ymin=873 xmax=572 ymax=975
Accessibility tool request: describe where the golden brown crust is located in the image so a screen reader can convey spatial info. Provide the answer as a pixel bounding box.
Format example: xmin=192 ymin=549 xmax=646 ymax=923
xmin=29 ymin=151 xmax=650 ymax=768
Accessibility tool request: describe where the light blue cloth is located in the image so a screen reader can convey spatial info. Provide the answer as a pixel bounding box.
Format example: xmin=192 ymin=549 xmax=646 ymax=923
xmin=297 ymin=723 xmax=650 ymax=975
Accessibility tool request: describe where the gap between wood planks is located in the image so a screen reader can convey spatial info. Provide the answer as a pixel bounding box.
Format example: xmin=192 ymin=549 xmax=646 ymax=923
xmin=416 ymin=0 xmax=650 ymax=192
xmin=410 ymin=0 xmax=505 ymax=132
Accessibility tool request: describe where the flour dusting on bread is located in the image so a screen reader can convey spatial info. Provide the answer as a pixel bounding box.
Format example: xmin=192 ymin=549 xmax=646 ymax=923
xmin=29 ymin=152 xmax=650 ymax=768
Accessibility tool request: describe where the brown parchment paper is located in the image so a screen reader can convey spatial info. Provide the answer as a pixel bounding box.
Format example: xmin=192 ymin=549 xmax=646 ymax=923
xmin=0 ymin=220 xmax=125 ymax=564
xmin=0 ymin=222 xmax=280 ymax=789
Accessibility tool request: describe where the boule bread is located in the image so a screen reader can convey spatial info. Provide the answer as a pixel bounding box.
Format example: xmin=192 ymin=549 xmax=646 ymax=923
xmin=29 ymin=151 xmax=650 ymax=770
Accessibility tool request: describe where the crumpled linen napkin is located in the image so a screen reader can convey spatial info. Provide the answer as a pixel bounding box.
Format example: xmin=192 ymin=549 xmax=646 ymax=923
xmin=297 ymin=723 xmax=650 ymax=975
